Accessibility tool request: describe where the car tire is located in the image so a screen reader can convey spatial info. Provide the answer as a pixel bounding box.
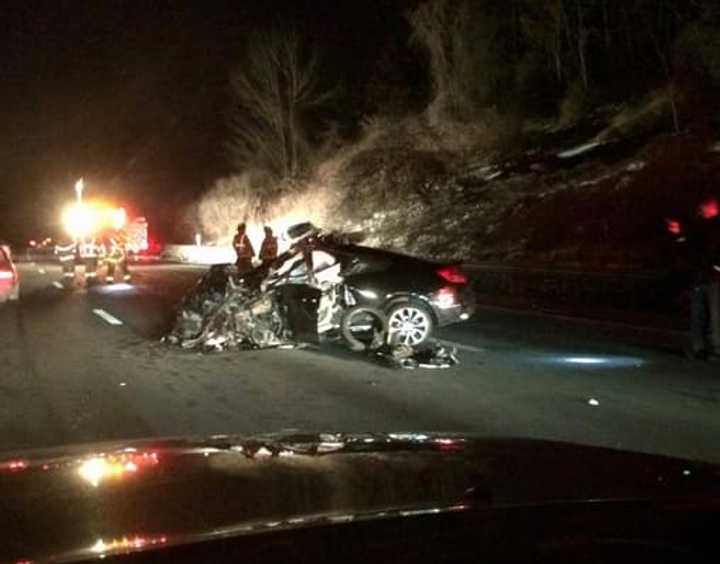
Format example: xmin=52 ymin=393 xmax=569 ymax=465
xmin=386 ymin=301 xmax=434 ymax=347
xmin=340 ymin=305 xmax=387 ymax=352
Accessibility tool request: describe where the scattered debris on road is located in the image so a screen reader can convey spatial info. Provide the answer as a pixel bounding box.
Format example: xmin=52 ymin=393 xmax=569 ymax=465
xmin=164 ymin=224 xmax=460 ymax=369
xmin=372 ymin=343 xmax=459 ymax=369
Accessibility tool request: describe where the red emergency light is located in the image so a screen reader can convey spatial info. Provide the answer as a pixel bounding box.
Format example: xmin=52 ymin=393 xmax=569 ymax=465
xmin=700 ymin=198 xmax=719 ymax=219
xmin=666 ymin=219 xmax=682 ymax=235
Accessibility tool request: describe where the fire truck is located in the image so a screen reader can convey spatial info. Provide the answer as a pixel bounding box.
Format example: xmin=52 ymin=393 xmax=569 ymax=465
xmin=60 ymin=179 xmax=149 ymax=258
xmin=124 ymin=217 xmax=149 ymax=254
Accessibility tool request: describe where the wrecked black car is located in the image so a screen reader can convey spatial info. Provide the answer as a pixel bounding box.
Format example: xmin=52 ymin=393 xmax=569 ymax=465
xmin=166 ymin=224 xmax=473 ymax=366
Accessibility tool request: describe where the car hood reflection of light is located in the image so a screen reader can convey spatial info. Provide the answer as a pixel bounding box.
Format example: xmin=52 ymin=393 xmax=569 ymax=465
xmin=543 ymin=355 xmax=645 ymax=368
xmin=78 ymin=452 xmax=159 ymax=486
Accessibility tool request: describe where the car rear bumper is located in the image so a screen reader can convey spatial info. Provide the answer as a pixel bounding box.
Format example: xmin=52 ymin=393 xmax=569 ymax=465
xmin=0 ymin=285 xmax=18 ymax=302
xmin=432 ymin=286 xmax=476 ymax=327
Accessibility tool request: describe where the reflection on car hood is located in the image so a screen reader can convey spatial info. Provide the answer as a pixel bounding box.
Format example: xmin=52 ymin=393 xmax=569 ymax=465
xmin=1 ymin=433 xmax=718 ymax=562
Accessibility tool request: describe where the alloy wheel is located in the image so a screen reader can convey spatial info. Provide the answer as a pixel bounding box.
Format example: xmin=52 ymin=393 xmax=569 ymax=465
xmin=387 ymin=306 xmax=431 ymax=346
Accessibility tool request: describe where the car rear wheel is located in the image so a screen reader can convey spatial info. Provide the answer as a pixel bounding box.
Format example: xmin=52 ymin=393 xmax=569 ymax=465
xmin=386 ymin=302 xmax=434 ymax=346
xmin=340 ymin=306 xmax=387 ymax=352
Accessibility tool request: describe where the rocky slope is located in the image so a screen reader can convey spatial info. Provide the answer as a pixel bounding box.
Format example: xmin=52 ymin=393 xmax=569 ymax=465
xmin=331 ymin=102 xmax=720 ymax=270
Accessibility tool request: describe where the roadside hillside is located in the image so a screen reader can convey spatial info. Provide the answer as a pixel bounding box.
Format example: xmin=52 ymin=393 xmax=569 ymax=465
xmin=326 ymin=100 xmax=720 ymax=270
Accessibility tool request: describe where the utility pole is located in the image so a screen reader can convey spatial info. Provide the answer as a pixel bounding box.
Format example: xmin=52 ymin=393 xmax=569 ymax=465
xmin=75 ymin=177 xmax=84 ymax=204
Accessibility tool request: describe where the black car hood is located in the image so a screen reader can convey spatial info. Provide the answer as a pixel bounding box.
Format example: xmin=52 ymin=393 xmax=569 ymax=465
xmin=1 ymin=433 xmax=718 ymax=562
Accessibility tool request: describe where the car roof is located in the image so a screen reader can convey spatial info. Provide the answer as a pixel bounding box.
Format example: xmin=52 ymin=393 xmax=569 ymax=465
xmin=328 ymin=243 xmax=436 ymax=267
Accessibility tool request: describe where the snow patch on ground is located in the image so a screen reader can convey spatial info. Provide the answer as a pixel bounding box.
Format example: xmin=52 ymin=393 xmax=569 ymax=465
xmin=557 ymin=141 xmax=602 ymax=159
xmin=626 ymin=161 xmax=646 ymax=172
xmin=578 ymin=173 xmax=614 ymax=187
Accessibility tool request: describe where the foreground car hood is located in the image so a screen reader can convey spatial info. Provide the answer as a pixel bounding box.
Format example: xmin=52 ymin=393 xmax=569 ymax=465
xmin=1 ymin=433 xmax=718 ymax=562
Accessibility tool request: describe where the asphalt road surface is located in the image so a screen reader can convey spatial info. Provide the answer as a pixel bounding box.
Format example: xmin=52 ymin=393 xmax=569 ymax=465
xmin=1 ymin=262 xmax=718 ymax=464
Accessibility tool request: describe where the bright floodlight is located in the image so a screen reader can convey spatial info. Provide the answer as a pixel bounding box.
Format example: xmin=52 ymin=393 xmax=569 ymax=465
xmin=111 ymin=207 xmax=127 ymax=230
xmin=62 ymin=204 xmax=98 ymax=238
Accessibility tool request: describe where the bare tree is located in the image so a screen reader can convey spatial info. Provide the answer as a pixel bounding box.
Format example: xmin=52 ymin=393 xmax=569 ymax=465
xmin=409 ymin=0 xmax=461 ymax=120
xmin=409 ymin=0 xmax=509 ymax=123
xmin=519 ymin=0 xmax=568 ymax=84
xmin=574 ymin=0 xmax=590 ymax=89
xmin=229 ymin=23 xmax=335 ymax=183
xmin=652 ymin=33 xmax=681 ymax=134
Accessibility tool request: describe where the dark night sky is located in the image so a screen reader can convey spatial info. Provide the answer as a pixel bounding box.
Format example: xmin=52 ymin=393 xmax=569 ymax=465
xmin=0 ymin=0 xmax=417 ymax=242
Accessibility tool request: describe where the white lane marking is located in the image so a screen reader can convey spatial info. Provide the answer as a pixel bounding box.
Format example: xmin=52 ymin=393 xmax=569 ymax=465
xmin=92 ymin=308 xmax=123 ymax=326
xmin=38 ymin=268 xmax=46 ymax=274
xmin=436 ymin=340 xmax=485 ymax=354
xmin=52 ymin=281 xmax=64 ymax=289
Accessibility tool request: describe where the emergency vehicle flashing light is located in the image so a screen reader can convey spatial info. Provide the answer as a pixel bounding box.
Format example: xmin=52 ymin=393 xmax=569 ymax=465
xmin=62 ymin=203 xmax=128 ymax=238
xmin=111 ymin=207 xmax=127 ymax=230
xmin=62 ymin=204 xmax=99 ymax=238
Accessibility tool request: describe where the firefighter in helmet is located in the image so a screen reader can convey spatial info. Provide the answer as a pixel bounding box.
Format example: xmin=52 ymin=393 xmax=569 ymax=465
xmin=667 ymin=194 xmax=720 ymax=360
xmin=54 ymin=236 xmax=78 ymax=287
xmin=103 ymin=229 xmax=132 ymax=283
xmin=233 ymin=222 xmax=255 ymax=273
xmin=259 ymin=225 xmax=278 ymax=267
xmin=79 ymin=235 xmax=103 ymax=287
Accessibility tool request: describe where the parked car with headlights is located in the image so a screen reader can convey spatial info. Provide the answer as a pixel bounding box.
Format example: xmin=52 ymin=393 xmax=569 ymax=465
xmin=0 ymin=244 xmax=19 ymax=303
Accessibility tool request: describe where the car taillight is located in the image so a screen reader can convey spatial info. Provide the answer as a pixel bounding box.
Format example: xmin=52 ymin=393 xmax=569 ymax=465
xmin=437 ymin=266 xmax=468 ymax=284
xmin=0 ymin=270 xmax=14 ymax=281
xmin=433 ymin=286 xmax=458 ymax=309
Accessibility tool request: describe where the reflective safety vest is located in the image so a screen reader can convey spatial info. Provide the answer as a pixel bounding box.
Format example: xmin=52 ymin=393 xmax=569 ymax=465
xmin=55 ymin=240 xmax=77 ymax=261
xmin=105 ymin=237 xmax=127 ymax=262
xmin=79 ymin=239 xmax=102 ymax=259
xmin=260 ymin=236 xmax=278 ymax=261
xmin=233 ymin=233 xmax=254 ymax=259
